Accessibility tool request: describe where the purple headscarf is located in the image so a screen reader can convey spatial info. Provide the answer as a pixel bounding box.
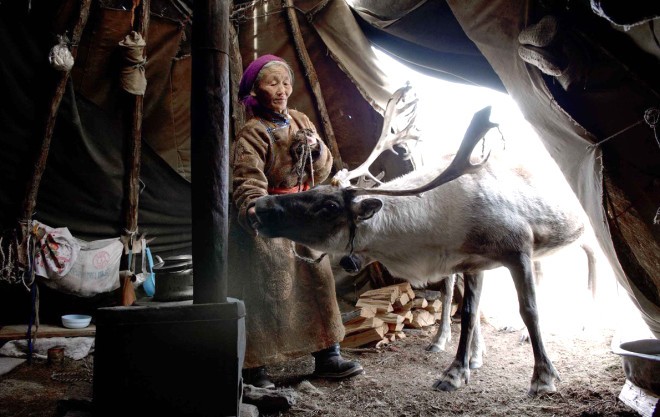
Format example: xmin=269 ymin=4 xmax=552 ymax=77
xmin=239 ymin=54 xmax=289 ymax=117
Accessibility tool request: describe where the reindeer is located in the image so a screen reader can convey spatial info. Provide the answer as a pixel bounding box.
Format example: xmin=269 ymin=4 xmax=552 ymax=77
xmin=248 ymin=86 xmax=595 ymax=396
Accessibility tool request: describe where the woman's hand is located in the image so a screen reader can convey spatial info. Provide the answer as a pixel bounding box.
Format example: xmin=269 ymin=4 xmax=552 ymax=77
xmin=304 ymin=131 xmax=318 ymax=147
xmin=247 ymin=205 xmax=261 ymax=234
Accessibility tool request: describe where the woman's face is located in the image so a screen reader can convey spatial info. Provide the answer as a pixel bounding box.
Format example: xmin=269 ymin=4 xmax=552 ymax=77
xmin=253 ymin=64 xmax=293 ymax=113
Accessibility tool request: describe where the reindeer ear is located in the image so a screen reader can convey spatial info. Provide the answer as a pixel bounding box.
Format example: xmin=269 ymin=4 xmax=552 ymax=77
xmin=355 ymin=198 xmax=383 ymax=221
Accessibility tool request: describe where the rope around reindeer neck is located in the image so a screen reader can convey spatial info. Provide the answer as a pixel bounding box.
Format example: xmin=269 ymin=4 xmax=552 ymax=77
xmin=291 ymin=242 xmax=327 ymax=264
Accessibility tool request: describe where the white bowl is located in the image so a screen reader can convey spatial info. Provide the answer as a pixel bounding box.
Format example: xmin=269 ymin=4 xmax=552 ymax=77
xmin=61 ymin=314 xmax=92 ymax=329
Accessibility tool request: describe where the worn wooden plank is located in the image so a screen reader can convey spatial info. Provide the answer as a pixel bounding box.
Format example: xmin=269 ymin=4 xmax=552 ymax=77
xmin=0 ymin=324 xmax=96 ymax=342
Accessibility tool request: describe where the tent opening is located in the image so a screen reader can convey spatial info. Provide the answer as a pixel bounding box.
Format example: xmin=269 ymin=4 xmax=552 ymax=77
xmin=371 ymin=46 xmax=647 ymax=342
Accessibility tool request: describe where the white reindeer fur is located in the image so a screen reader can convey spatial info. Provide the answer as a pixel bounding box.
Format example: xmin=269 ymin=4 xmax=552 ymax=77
xmin=326 ymin=152 xmax=585 ymax=288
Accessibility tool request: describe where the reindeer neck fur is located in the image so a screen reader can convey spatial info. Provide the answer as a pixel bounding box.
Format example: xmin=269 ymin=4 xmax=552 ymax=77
xmin=348 ymin=168 xmax=480 ymax=285
xmin=345 ymin=158 xmax=586 ymax=286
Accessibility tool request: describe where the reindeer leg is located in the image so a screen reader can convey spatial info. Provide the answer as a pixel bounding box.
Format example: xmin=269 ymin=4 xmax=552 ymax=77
xmin=469 ymin=307 xmax=485 ymax=369
xmin=426 ymin=274 xmax=456 ymax=352
xmin=506 ymin=252 xmax=560 ymax=396
xmin=433 ymin=272 xmax=483 ymax=392
xmin=518 ymin=260 xmax=543 ymax=344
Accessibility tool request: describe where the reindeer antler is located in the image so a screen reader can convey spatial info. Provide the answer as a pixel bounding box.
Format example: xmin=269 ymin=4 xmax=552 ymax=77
xmin=332 ymin=83 xmax=421 ymax=187
xmin=348 ymin=106 xmax=498 ymax=197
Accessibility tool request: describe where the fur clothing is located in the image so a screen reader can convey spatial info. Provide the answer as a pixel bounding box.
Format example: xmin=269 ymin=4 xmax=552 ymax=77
xmin=228 ymin=108 xmax=344 ymax=368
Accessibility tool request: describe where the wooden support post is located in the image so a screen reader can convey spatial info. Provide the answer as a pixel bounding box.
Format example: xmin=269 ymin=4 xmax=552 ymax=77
xmin=119 ymin=0 xmax=150 ymax=306
xmin=124 ymin=0 xmax=150 ymax=241
xmin=283 ymin=0 xmax=344 ymax=173
xmin=229 ymin=22 xmax=245 ymax=138
xmin=17 ymin=0 xmax=91 ymax=270
xmin=191 ymin=0 xmax=231 ymax=304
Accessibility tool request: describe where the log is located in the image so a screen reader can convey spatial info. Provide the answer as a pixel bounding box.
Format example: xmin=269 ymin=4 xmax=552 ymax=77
xmin=340 ymin=323 xmax=388 ymax=348
xmin=411 ymin=298 xmax=428 ymax=309
xmin=393 ymin=292 xmax=410 ymax=309
xmin=387 ymin=322 xmax=404 ymax=333
xmin=356 ymin=298 xmax=393 ymax=312
xmin=409 ymin=309 xmax=436 ymax=328
xmin=341 ymin=306 xmax=376 ymax=324
xmin=376 ymin=312 xmax=405 ymax=324
xmin=395 ymin=282 xmax=416 ymax=300
xmin=425 ymin=299 xmax=442 ymax=313
xmin=360 ymin=286 xmax=400 ymax=303
xmin=393 ymin=306 xmax=414 ymax=323
xmin=344 ymin=317 xmax=384 ymax=336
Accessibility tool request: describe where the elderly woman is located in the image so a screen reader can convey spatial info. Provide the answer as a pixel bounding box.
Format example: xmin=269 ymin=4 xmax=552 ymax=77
xmin=228 ymin=54 xmax=363 ymax=388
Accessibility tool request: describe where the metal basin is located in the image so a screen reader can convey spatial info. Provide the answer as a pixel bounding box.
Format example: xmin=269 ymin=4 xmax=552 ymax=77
xmin=612 ymin=338 xmax=660 ymax=395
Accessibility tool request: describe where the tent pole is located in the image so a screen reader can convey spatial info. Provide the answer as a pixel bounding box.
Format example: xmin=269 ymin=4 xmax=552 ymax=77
xmin=284 ymin=0 xmax=344 ymax=173
xmin=191 ymin=0 xmax=231 ymax=304
xmin=229 ymin=22 xmax=245 ymax=137
xmin=118 ymin=0 xmax=150 ymax=306
xmin=17 ymin=0 xmax=91 ymax=273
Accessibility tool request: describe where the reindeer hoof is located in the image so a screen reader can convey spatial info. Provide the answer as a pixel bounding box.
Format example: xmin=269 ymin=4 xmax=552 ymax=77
xmin=425 ymin=343 xmax=443 ymax=353
xmin=469 ymin=357 xmax=483 ymax=369
xmin=433 ymin=364 xmax=469 ymax=392
xmin=433 ymin=379 xmax=460 ymax=391
xmin=528 ymin=381 xmax=557 ymax=396
xmin=528 ymin=367 xmax=559 ymax=396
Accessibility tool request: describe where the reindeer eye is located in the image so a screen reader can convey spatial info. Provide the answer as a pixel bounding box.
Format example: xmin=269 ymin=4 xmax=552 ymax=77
xmin=320 ymin=200 xmax=342 ymax=217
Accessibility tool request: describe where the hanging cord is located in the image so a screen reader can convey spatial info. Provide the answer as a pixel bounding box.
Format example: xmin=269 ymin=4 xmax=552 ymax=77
xmin=586 ymin=107 xmax=659 ymax=150
xmin=645 ymin=107 xmax=660 ymax=149
xmin=21 ymin=228 xmax=37 ymax=290
xmin=586 ymin=107 xmax=660 ymax=225
xmin=26 ymin=281 xmax=39 ymax=364
xmin=24 ymin=222 xmax=40 ymax=363
xmin=650 ymin=108 xmax=660 ymax=225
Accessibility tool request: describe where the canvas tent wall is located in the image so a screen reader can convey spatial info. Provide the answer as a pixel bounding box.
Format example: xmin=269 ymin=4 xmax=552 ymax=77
xmin=0 ymin=0 xmax=658 ymax=336
xmin=344 ymin=0 xmax=660 ymax=335
xmin=0 ymin=0 xmax=414 ymax=320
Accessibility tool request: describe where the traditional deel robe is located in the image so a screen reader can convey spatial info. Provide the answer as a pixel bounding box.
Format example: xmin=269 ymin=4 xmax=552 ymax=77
xmin=228 ymin=107 xmax=345 ymax=368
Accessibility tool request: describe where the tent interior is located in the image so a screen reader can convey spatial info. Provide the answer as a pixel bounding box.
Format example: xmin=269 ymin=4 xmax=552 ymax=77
xmin=0 ymin=0 xmax=658 ymax=353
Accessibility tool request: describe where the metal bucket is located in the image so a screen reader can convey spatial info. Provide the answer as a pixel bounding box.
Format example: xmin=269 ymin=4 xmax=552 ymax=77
xmin=153 ymin=255 xmax=193 ymax=302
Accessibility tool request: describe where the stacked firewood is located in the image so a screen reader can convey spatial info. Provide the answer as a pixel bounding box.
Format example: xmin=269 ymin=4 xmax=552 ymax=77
xmin=340 ymin=282 xmax=444 ymax=348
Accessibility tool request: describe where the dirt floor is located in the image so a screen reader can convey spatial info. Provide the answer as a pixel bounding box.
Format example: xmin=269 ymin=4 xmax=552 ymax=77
xmin=0 ymin=244 xmax=649 ymax=417
xmin=259 ymin=320 xmax=636 ymax=417
xmin=0 ymin=317 xmax=638 ymax=417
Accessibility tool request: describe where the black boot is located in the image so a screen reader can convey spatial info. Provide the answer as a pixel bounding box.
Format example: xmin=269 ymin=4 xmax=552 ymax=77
xmin=312 ymin=343 xmax=364 ymax=379
xmin=242 ymin=366 xmax=275 ymax=389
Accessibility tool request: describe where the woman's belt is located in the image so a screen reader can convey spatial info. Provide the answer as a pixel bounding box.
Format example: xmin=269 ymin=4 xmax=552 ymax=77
xmin=268 ymin=183 xmax=310 ymax=195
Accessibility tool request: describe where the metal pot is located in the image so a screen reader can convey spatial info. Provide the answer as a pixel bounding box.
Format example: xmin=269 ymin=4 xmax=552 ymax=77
xmin=153 ymin=255 xmax=193 ymax=302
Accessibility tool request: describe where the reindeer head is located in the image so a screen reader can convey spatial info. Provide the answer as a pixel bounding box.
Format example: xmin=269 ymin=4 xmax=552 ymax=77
xmin=250 ymin=102 xmax=497 ymax=255
xmin=251 ymin=185 xmax=383 ymax=253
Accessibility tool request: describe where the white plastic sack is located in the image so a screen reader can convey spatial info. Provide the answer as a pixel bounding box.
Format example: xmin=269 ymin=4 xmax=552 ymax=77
xmin=39 ymin=236 xmax=123 ymax=297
